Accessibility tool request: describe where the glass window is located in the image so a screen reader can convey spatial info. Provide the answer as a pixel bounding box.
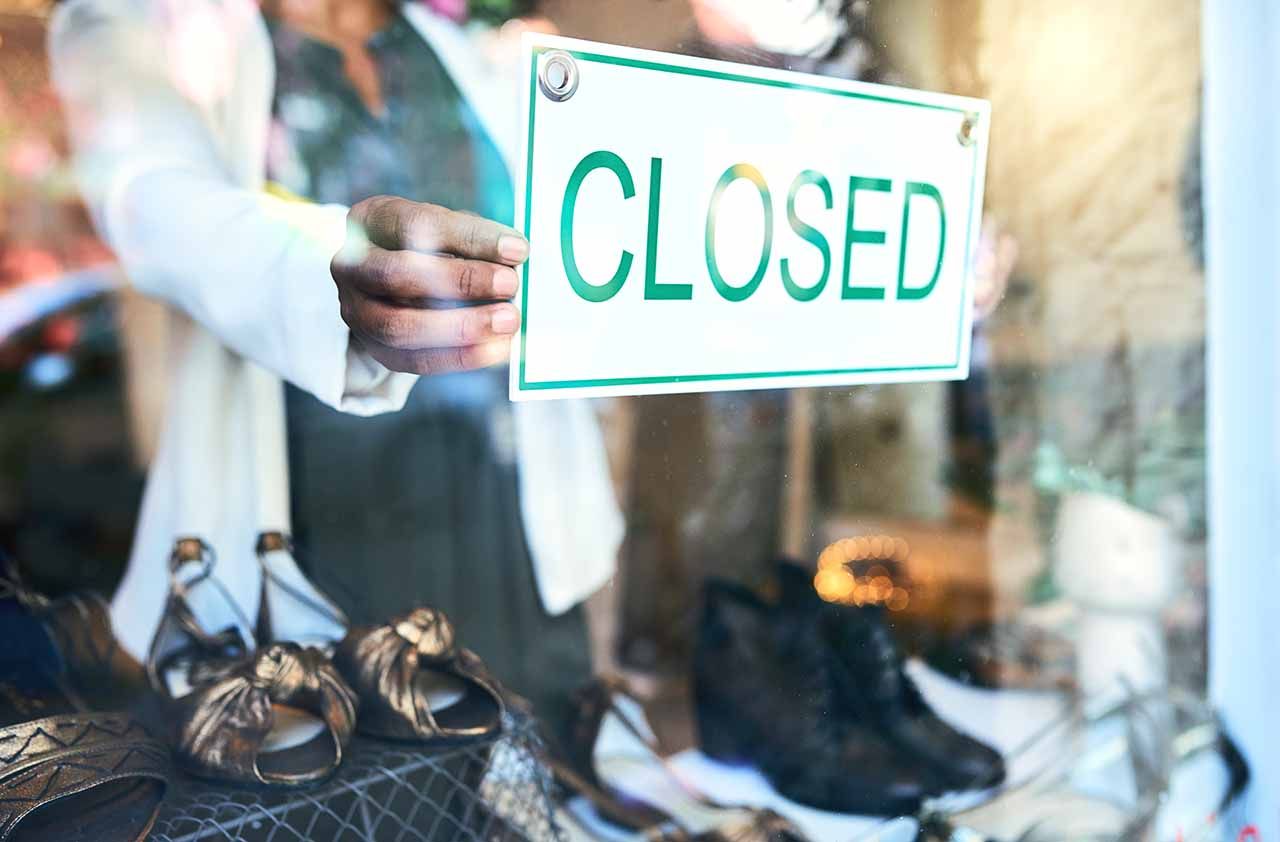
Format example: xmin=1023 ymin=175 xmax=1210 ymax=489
xmin=0 ymin=1 xmax=1270 ymax=839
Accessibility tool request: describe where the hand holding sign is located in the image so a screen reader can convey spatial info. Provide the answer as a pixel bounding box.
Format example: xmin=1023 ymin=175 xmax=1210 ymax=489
xmin=331 ymin=196 xmax=528 ymax=375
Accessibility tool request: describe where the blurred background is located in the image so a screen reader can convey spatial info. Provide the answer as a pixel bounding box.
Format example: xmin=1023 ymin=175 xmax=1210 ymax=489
xmin=1 ymin=0 xmax=1246 ymax=836
xmin=0 ymin=0 xmax=1207 ymax=723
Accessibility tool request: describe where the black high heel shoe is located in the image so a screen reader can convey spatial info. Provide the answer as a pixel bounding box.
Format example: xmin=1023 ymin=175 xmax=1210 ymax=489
xmin=147 ymin=538 xmax=357 ymax=787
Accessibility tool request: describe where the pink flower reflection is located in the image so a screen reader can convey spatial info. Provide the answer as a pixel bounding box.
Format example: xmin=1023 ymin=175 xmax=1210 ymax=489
xmin=5 ymin=137 xmax=57 ymax=182
xmin=424 ymin=0 xmax=467 ymax=23
xmin=0 ymin=246 xmax=62 ymax=287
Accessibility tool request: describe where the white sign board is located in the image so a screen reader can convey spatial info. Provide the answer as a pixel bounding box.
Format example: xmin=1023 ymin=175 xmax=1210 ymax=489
xmin=510 ymin=35 xmax=990 ymax=401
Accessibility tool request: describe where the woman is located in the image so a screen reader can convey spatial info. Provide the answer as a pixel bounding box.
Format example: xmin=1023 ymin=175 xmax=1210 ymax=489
xmin=51 ymin=0 xmax=623 ymax=727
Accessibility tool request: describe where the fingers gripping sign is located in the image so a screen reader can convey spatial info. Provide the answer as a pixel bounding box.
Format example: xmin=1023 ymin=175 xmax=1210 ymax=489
xmin=332 ymin=196 xmax=529 ymax=375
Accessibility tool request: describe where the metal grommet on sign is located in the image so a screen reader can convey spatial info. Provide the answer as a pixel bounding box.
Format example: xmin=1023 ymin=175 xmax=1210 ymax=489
xmin=538 ymin=50 xmax=579 ymax=102
xmin=957 ymin=111 xmax=980 ymax=147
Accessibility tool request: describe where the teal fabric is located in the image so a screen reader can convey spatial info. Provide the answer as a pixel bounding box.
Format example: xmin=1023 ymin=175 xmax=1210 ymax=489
xmin=265 ymin=12 xmax=591 ymax=723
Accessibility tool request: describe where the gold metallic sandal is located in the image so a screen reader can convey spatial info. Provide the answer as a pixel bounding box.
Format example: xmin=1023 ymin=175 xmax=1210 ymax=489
xmin=166 ymin=643 xmax=357 ymax=787
xmin=0 ymin=711 xmax=169 ymax=842
xmin=147 ymin=539 xmax=357 ymax=787
xmin=334 ymin=607 xmax=504 ymax=743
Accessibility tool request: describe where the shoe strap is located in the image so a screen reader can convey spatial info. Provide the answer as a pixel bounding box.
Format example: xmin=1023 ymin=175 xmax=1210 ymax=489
xmin=147 ymin=539 xmax=254 ymax=697
xmin=172 ymin=540 xmax=255 ymax=635
xmin=593 ymin=678 xmax=803 ymax=832
xmin=254 ymin=531 xmax=348 ymax=646
xmin=540 ymin=746 xmax=691 ymax=839
xmin=0 ymin=712 xmax=169 ymax=840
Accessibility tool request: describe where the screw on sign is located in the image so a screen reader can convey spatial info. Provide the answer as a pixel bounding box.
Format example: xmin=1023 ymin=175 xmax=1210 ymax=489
xmin=538 ymin=50 xmax=579 ymax=102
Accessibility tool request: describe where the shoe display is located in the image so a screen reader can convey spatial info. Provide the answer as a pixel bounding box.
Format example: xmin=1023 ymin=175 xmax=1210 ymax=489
xmin=147 ymin=538 xmax=357 ymax=786
xmin=694 ymin=580 xmax=942 ymax=816
xmin=558 ymin=676 xmax=812 ymax=842
xmin=254 ymin=531 xmax=507 ymax=744
xmin=0 ymin=563 xmax=169 ymax=842
xmin=773 ymin=561 xmax=1006 ymax=793
xmin=334 ymin=606 xmax=505 ymax=743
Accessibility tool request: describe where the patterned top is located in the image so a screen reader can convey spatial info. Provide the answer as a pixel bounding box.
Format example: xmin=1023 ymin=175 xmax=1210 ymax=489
xmin=266 ymin=10 xmax=512 ymax=224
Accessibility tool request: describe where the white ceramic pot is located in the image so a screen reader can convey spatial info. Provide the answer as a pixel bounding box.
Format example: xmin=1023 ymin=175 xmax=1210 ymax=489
xmin=1053 ymin=491 xmax=1178 ymax=612
xmin=1052 ymin=491 xmax=1179 ymax=700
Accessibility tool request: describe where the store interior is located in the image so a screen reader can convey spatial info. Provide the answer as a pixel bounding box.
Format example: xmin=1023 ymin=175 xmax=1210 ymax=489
xmin=0 ymin=1 xmax=1262 ymax=840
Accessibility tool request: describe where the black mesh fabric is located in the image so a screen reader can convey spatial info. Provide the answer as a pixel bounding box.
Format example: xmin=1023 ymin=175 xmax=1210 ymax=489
xmin=149 ymin=713 xmax=563 ymax=842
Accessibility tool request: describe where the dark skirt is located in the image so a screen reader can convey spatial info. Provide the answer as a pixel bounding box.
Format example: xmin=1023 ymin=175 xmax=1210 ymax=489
xmin=284 ymin=368 xmax=591 ymax=726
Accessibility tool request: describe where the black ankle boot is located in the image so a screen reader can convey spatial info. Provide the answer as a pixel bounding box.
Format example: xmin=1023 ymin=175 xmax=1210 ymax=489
xmin=773 ymin=561 xmax=1006 ymax=793
xmin=693 ymin=579 xmax=942 ymax=816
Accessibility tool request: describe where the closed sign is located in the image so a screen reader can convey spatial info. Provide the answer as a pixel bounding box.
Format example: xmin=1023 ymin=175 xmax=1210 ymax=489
xmin=509 ymin=35 xmax=990 ymax=401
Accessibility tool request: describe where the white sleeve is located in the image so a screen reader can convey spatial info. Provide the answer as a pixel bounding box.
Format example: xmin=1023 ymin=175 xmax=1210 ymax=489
xmin=49 ymin=0 xmax=417 ymax=415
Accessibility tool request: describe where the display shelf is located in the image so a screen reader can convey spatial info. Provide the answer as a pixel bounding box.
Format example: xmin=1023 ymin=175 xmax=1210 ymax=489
xmin=149 ymin=712 xmax=563 ymax=842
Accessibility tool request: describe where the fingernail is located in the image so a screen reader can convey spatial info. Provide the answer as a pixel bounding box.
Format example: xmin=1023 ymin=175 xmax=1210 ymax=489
xmin=491 ymin=307 xmax=519 ymax=334
xmin=493 ymin=267 xmax=519 ymax=298
xmin=498 ymin=235 xmax=529 ymax=263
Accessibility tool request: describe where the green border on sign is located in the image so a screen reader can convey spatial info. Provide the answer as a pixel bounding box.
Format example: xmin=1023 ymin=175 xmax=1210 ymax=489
xmin=519 ymin=48 xmax=982 ymax=391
